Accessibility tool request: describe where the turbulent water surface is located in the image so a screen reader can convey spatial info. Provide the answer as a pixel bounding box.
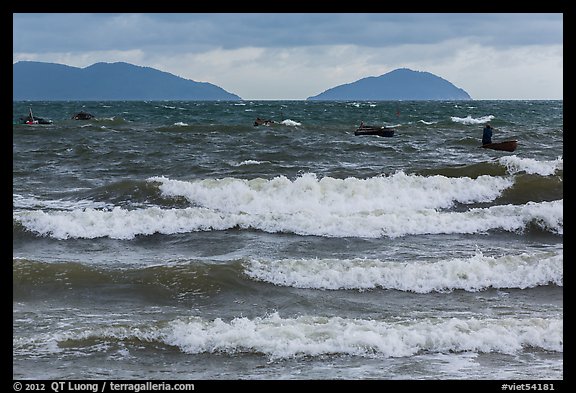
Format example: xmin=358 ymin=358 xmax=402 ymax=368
xmin=13 ymin=100 xmax=563 ymax=381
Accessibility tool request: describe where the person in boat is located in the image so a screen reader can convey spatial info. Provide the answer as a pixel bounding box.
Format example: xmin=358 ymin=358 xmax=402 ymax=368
xmin=21 ymin=107 xmax=36 ymax=124
xmin=482 ymin=123 xmax=493 ymax=145
xmin=20 ymin=107 xmax=52 ymax=124
xmin=21 ymin=115 xmax=36 ymax=124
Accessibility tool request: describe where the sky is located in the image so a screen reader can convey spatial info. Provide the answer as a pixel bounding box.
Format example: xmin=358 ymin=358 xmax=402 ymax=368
xmin=12 ymin=13 xmax=563 ymax=100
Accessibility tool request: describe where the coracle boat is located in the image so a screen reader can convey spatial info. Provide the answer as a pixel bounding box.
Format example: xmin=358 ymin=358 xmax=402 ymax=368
xmin=480 ymin=140 xmax=518 ymax=152
xmin=355 ymin=124 xmax=395 ymax=137
xmin=254 ymin=117 xmax=275 ymax=126
xmin=71 ymin=111 xmax=95 ymax=120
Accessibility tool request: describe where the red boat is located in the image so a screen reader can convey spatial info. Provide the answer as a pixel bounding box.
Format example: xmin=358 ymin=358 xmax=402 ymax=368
xmin=480 ymin=140 xmax=518 ymax=152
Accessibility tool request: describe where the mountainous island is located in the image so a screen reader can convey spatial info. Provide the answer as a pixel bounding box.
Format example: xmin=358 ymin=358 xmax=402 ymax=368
xmin=14 ymin=61 xmax=471 ymax=101
xmin=307 ymin=68 xmax=471 ymax=101
xmin=13 ymin=61 xmax=242 ymax=101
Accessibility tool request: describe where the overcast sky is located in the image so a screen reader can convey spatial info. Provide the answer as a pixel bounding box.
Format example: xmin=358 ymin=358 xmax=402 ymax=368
xmin=13 ymin=13 xmax=563 ymax=100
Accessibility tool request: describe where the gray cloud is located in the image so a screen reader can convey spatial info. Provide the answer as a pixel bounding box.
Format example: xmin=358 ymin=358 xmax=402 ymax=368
xmin=12 ymin=13 xmax=563 ymax=100
xmin=14 ymin=13 xmax=563 ymax=53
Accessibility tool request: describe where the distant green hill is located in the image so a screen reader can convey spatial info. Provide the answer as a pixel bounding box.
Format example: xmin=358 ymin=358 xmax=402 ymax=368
xmin=307 ymin=68 xmax=471 ymax=101
xmin=13 ymin=61 xmax=242 ymax=101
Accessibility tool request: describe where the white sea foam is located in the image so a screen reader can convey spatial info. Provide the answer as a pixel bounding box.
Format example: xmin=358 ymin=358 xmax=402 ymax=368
xmin=280 ymin=119 xmax=301 ymax=126
xmin=498 ymin=155 xmax=563 ymax=176
xmin=244 ymin=251 xmax=563 ymax=292
xmin=15 ymin=313 xmax=562 ymax=358
xmin=13 ymin=198 xmax=562 ymax=240
xmin=13 ymin=173 xmax=562 ymax=239
xmin=13 ymin=194 xmax=111 ymax=211
xmin=151 ymin=172 xmax=514 ymax=214
xmin=451 ymin=115 xmax=494 ymax=125
xmin=232 ymin=160 xmax=269 ymax=166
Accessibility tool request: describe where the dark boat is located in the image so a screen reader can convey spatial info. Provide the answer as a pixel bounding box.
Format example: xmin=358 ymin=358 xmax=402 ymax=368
xmin=355 ymin=124 xmax=395 ymax=137
xmin=71 ymin=111 xmax=95 ymax=120
xmin=254 ymin=117 xmax=275 ymax=127
xmin=480 ymin=140 xmax=518 ymax=152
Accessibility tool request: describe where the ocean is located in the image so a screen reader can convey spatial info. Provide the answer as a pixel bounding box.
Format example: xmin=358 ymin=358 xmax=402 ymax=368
xmin=13 ymin=100 xmax=563 ymax=383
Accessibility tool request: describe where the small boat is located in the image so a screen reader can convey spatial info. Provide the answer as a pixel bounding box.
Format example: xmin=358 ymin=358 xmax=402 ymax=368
xmin=71 ymin=111 xmax=94 ymax=120
xmin=480 ymin=140 xmax=518 ymax=152
xmin=20 ymin=107 xmax=52 ymax=125
xmin=355 ymin=124 xmax=395 ymax=137
xmin=21 ymin=117 xmax=52 ymax=125
xmin=254 ymin=117 xmax=275 ymax=127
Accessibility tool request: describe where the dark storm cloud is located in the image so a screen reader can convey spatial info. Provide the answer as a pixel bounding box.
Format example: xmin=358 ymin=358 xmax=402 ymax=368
xmin=13 ymin=13 xmax=563 ymax=55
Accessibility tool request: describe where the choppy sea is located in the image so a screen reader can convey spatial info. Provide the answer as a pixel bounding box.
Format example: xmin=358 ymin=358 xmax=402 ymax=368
xmin=13 ymin=100 xmax=563 ymax=383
